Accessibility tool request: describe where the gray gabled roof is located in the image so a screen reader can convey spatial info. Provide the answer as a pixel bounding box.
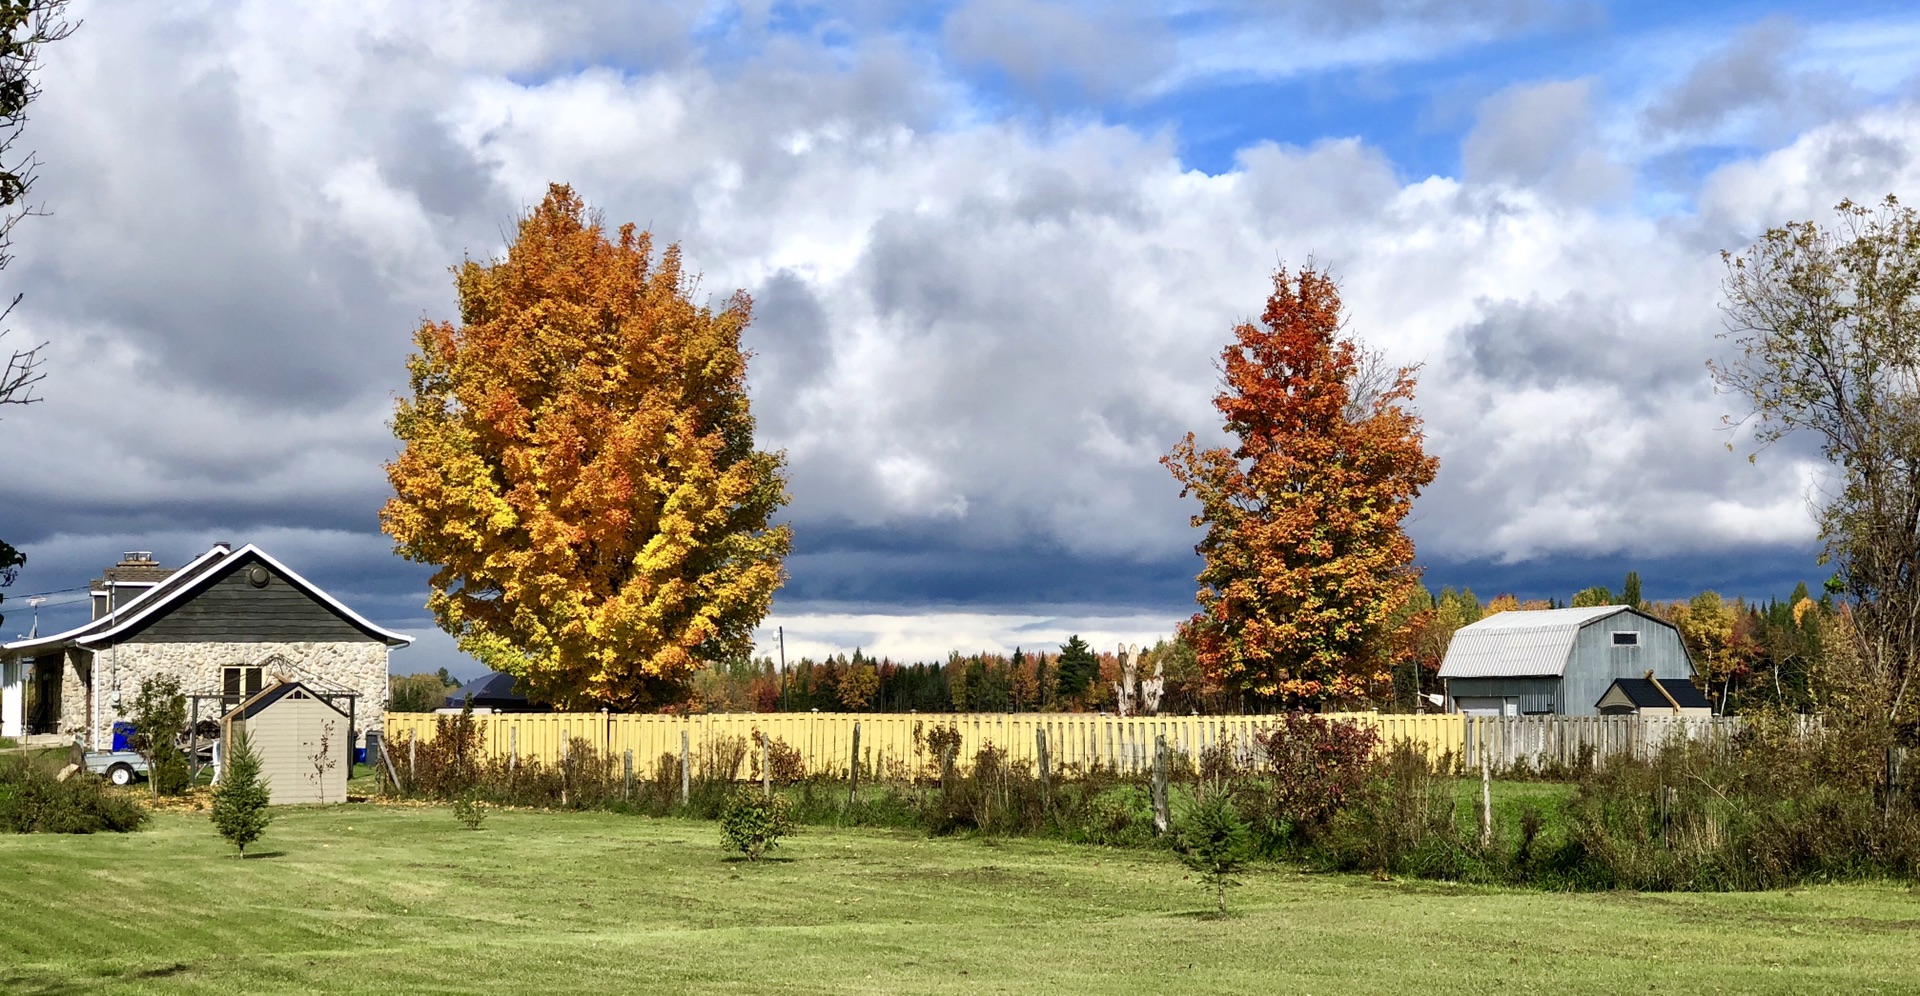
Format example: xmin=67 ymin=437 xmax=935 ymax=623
xmin=1439 ymin=605 xmax=1643 ymax=679
xmin=3 ymin=543 xmax=414 ymax=654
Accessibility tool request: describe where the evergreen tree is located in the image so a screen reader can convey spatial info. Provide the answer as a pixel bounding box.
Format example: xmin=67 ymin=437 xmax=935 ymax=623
xmin=210 ymin=728 xmax=272 ymax=857
xmin=1621 ymin=571 xmax=1643 ymax=609
xmin=1173 ymin=792 xmax=1253 ymax=915
xmin=1056 ymin=635 xmax=1098 ymax=703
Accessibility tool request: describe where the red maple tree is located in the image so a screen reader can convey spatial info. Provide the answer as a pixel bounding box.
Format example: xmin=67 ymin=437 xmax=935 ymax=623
xmin=1163 ymin=265 xmax=1439 ymax=707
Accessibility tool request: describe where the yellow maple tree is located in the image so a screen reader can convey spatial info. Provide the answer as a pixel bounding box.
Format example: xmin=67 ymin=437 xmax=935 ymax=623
xmin=382 ymin=184 xmax=792 ymax=709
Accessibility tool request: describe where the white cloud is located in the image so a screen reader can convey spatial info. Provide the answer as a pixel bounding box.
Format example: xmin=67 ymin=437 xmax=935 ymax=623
xmin=6 ymin=0 xmax=1912 ymax=666
xmin=754 ymin=610 xmax=1178 ymax=665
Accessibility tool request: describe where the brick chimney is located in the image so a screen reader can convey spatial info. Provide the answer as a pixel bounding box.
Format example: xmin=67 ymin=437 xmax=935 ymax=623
xmin=90 ymin=551 xmax=175 ymax=619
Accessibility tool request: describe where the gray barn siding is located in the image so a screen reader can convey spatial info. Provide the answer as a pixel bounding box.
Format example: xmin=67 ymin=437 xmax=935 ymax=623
xmin=124 ymin=561 xmax=372 ymax=644
xmin=1560 ymin=614 xmax=1694 ymax=716
xmin=1445 ymin=677 xmax=1560 ymax=714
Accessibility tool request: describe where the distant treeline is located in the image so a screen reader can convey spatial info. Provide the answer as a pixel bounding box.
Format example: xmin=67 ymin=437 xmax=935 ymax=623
xmin=393 ymin=573 xmax=1837 ymax=716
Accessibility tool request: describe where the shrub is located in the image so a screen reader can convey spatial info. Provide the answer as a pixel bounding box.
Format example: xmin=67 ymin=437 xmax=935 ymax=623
xmin=750 ymin=729 xmax=805 ymax=785
xmin=130 ymin=675 xmax=190 ymax=797
xmin=1318 ymin=741 xmax=1464 ymax=879
xmin=453 ymin=789 xmax=487 ymax=831
xmin=1173 ymin=791 xmax=1253 ymax=915
xmin=1251 ymin=713 xmax=1380 ymax=840
xmin=0 ymin=756 xmax=149 ymax=834
xmin=699 ymin=734 xmax=749 ymax=788
xmin=914 ymin=722 xmax=963 ymax=782
xmin=720 ymin=788 xmax=795 ymax=860
xmin=211 ymin=728 xmax=272 ymax=856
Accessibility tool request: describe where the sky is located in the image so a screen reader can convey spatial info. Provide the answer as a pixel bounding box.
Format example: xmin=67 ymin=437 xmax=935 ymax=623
xmin=4 ymin=0 xmax=1919 ymax=678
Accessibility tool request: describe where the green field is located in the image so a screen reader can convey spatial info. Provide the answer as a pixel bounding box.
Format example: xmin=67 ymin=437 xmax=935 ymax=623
xmin=4 ymin=804 xmax=1920 ymax=994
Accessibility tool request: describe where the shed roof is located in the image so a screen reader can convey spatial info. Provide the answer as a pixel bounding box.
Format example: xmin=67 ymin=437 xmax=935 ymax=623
xmin=1600 ymin=677 xmax=1712 ymax=711
xmin=1438 ymin=606 xmax=1637 ymax=679
xmin=223 ymin=679 xmax=350 ymax=723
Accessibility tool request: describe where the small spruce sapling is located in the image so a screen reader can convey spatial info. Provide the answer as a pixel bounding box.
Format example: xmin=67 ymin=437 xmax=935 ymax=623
xmin=211 ymin=727 xmax=272 ymax=856
xmin=453 ymin=789 xmax=487 ymax=830
xmin=1174 ymin=792 xmax=1253 ymax=916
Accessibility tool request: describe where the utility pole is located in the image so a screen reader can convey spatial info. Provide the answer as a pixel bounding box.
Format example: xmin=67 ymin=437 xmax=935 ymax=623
xmin=779 ymin=625 xmax=788 ymax=712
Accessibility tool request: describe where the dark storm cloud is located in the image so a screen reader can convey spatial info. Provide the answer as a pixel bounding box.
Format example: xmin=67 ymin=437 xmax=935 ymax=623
xmin=1420 ymin=545 xmax=1827 ymax=605
xmin=778 ymin=524 xmax=1201 ymax=611
xmin=1455 ymin=294 xmax=1706 ymax=390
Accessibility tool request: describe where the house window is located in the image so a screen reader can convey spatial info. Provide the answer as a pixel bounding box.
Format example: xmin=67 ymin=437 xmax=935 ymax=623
xmin=1612 ymin=632 xmax=1639 ymax=646
xmin=222 ymin=665 xmax=263 ymax=708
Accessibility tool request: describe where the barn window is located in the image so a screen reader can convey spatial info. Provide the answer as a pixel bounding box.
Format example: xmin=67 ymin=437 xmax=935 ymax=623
xmin=1612 ymin=632 xmax=1639 ymax=646
xmin=222 ymin=665 xmax=264 ymax=708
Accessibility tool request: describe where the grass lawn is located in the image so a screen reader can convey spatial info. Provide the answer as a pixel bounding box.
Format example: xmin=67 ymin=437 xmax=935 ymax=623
xmin=4 ymin=804 xmax=1920 ymax=994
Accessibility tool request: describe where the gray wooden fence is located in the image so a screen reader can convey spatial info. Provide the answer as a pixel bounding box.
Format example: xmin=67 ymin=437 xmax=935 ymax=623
xmin=1461 ymin=715 xmax=1751 ymax=771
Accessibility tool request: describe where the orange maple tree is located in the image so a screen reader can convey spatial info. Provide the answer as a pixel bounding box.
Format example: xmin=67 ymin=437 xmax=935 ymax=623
xmin=1163 ymin=265 xmax=1439 ymax=707
xmin=382 ymin=184 xmax=792 ymax=709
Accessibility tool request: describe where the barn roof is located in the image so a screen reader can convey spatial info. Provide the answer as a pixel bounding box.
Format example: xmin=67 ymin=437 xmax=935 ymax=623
xmin=1438 ymin=606 xmax=1645 ymax=679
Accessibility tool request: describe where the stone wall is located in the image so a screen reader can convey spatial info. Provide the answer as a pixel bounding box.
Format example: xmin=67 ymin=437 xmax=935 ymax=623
xmin=58 ymin=650 xmax=90 ymax=738
xmin=88 ymin=640 xmax=389 ymax=750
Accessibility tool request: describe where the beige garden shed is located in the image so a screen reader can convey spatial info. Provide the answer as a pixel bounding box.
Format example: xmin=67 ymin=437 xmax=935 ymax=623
xmin=220 ymin=680 xmax=352 ymax=804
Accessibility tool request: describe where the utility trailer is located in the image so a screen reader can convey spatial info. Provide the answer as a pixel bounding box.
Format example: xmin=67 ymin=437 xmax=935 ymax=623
xmin=83 ymin=750 xmax=149 ymax=786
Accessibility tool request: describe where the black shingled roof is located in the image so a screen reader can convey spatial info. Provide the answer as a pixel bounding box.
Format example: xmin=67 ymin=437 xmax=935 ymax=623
xmin=1603 ymin=677 xmax=1712 ymax=711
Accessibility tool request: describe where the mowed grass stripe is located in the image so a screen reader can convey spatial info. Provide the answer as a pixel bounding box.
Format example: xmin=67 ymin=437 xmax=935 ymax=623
xmin=4 ymin=806 xmax=1920 ymax=994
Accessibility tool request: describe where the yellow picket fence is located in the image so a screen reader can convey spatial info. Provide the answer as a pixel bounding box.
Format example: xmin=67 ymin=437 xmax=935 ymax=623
xmin=382 ymin=710 xmax=1464 ymax=778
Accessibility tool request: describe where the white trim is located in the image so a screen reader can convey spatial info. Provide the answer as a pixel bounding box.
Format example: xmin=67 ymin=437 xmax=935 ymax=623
xmin=75 ymin=544 xmax=415 ymax=648
xmin=1 ymin=545 xmax=236 ymax=654
xmin=1 ymin=543 xmax=416 ymax=653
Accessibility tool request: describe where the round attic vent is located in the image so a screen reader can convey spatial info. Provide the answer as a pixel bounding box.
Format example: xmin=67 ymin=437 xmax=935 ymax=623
xmin=247 ymin=565 xmax=271 ymax=588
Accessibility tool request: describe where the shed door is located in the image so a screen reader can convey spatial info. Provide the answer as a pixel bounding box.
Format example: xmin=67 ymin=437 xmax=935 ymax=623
xmin=1455 ymin=696 xmax=1513 ymax=717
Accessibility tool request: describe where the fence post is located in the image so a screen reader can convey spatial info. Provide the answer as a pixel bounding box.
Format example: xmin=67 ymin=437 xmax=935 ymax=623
xmin=623 ymin=749 xmax=634 ymax=802
xmin=762 ymin=736 xmax=772 ymax=798
xmin=680 ymin=729 xmax=691 ymax=806
xmin=561 ymin=734 xmax=570 ymax=808
xmin=1036 ymin=727 xmax=1052 ymax=803
xmin=409 ymin=735 xmax=417 ymax=788
xmin=1152 ymin=734 xmax=1170 ymax=835
xmin=509 ymin=728 xmax=518 ymax=783
xmin=849 ymin=721 xmax=862 ymax=806
xmin=1479 ymin=750 xmax=1492 ymax=848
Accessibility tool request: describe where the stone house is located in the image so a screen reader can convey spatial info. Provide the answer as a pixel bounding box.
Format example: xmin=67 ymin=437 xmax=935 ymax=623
xmin=0 ymin=543 xmax=411 ymax=749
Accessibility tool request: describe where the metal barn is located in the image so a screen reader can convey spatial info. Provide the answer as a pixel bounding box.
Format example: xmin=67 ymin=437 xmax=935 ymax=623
xmin=1438 ymin=606 xmax=1699 ymax=717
